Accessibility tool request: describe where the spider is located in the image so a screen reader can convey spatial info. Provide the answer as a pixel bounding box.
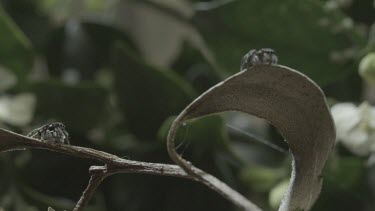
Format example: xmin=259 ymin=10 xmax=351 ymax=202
xmin=27 ymin=122 xmax=70 ymax=145
xmin=240 ymin=48 xmax=278 ymax=71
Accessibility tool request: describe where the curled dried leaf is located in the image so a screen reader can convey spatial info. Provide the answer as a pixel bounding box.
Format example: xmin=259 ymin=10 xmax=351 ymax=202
xmin=167 ymin=65 xmax=336 ymax=211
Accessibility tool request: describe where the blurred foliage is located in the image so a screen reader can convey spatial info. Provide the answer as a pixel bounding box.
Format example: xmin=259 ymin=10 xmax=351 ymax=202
xmin=194 ymin=0 xmax=357 ymax=85
xmin=0 ymin=5 xmax=33 ymax=84
xmin=113 ymin=44 xmax=196 ymax=140
xmin=0 ymin=0 xmax=374 ymax=210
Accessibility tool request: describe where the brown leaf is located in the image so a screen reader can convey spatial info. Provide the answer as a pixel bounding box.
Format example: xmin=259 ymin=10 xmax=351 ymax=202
xmin=167 ymin=65 xmax=336 ymax=211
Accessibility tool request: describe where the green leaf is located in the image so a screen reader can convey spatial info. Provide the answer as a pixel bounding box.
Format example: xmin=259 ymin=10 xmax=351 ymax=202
xmin=0 ymin=187 xmax=38 ymax=211
xmin=183 ymin=115 xmax=230 ymax=154
xmin=159 ymin=115 xmax=230 ymax=155
xmin=81 ymin=22 xmax=138 ymax=64
xmin=0 ymin=6 xmax=33 ymax=82
xmin=32 ymin=81 xmax=108 ymax=132
xmin=112 ymin=43 xmax=196 ymax=140
xmin=269 ymin=179 xmax=290 ymax=210
xmin=21 ymin=186 xmax=75 ymax=210
xmin=324 ymin=156 xmax=364 ymax=190
xmin=45 ymin=21 xmax=137 ymax=79
xmin=172 ymin=42 xmax=223 ymax=93
xmin=314 ymin=156 xmax=366 ymax=211
xmin=240 ymin=164 xmax=285 ymax=192
xmin=194 ymin=0 xmax=358 ymax=85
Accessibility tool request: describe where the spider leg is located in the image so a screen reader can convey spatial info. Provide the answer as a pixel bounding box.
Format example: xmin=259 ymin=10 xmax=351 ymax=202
xmin=240 ymin=49 xmax=257 ymax=71
xmin=250 ymin=54 xmax=261 ymax=65
xmin=40 ymin=125 xmax=49 ymax=142
xmin=52 ymin=126 xmax=70 ymax=144
xmin=240 ymin=54 xmax=250 ymax=70
xmin=52 ymin=130 xmax=59 ymax=142
xmin=38 ymin=131 xmax=46 ymax=142
xmin=26 ymin=128 xmax=40 ymax=138
xmin=63 ymin=130 xmax=70 ymax=144
xmin=262 ymin=52 xmax=271 ymax=64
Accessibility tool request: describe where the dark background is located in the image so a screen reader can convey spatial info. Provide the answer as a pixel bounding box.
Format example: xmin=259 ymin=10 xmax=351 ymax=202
xmin=0 ymin=0 xmax=374 ymax=210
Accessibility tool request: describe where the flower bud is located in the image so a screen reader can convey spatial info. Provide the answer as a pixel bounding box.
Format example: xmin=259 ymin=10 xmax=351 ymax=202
xmin=359 ymin=53 xmax=375 ymax=84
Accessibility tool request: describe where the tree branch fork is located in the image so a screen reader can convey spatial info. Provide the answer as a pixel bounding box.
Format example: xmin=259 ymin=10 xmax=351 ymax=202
xmin=0 ymin=129 xmax=255 ymax=211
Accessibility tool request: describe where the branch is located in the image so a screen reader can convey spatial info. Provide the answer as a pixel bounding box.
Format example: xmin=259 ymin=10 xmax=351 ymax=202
xmin=73 ymin=173 xmax=107 ymax=211
xmin=89 ymin=163 xmax=193 ymax=180
xmin=0 ymin=128 xmax=198 ymax=210
xmin=72 ymin=162 xmax=196 ymax=211
xmin=0 ymin=116 xmax=262 ymax=210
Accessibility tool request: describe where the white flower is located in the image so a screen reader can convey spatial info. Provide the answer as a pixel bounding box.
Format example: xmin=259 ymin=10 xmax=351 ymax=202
xmin=331 ymin=102 xmax=375 ymax=156
xmin=0 ymin=93 xmax=36 ymax=126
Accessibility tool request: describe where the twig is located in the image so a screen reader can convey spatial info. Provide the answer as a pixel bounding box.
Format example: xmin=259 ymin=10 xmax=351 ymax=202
xmin=73 ymin=173 xmax=107 ymax=211
xmin=90 ymin=163 xmax=194 ymax=180
xmin=0 ymin=128 xmax=257 ymax=210
xmin=73 ymin=163 xmax=195 ymax=211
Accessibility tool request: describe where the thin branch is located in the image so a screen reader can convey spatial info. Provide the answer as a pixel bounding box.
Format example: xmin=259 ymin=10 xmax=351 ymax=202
xmin=73 ymin=173 xmax=107 ymax=211
xmin=0 ymin=128 xmax=258 ymax=210
xmin=73 ymin=163 xmax=195 ymax=211
xmin=90 ymin=163 xmax=194 ymax=180
xmin=0 ymin=128 xmax=120 ymax=164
